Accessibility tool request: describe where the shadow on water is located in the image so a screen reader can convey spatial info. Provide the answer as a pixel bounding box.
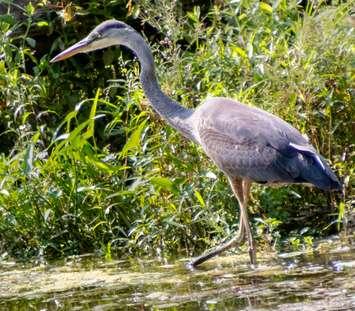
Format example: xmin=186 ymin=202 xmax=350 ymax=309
xmin=0 ymin=235 xmax=354 ymax=310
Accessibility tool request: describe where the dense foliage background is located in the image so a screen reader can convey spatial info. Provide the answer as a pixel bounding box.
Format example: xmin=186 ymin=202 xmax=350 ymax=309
xmin=0 ymin=0 xmax=353 ymax=261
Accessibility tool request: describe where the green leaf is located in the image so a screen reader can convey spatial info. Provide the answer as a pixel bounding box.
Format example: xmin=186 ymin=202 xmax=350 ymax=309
xmin=86 ymin=156 xmax=113 ymax=173
xmin=194 ymin=190 xmax=206 ymax=207
xmin=25 ymin=37 xmax=36 ymax=48
xmin=25 ymin=2 xmax=35 ymax=15
xmin=337 ymin=202 xmax=345 ymax=230
xmin=83 ymin=89 xmax=100 ymax=140
xmin=187 ymin=6 xmax=200 ymax=23
xmin=260 ymin=2 xmax=273 ymax=14
xmin=120 ymin=119 xmax=147 ymax=157
xmin=105 ymin=242 xmax=112 ymax=261
xmin=92 ymin=221 xmax=107 ymax=231
xmin=22 ymin=143 xmax=34 ymax=175
xmin=231 ymin=44 xmax=248 ymax=60
xmin=187 ymin=12 xmax=197 ymax=23
xmin=150 ymin=177 xmax=174 ymax=192
xmin=0 ymin=14 xmax=15 ymax=25
xmin=36 ymin=21 xmax=48 ymax=27
xmin=0 ymin=61 xmax=5 ymax=74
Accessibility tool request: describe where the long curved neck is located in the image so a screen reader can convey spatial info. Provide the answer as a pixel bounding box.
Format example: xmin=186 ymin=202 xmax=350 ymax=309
xmin=125 ymin=32 xmax=195 ymax=141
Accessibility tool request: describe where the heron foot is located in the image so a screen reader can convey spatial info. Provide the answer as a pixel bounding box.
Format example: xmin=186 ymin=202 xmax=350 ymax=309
xmin=187 ymin=228 xmax=245 ymax=268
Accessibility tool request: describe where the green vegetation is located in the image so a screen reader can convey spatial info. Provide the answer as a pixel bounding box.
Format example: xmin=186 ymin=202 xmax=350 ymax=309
xmin=0 ymin=1 xmax=353 ymax=260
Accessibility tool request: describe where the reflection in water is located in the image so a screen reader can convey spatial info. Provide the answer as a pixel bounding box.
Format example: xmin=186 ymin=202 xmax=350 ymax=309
xmin=0 ymin=236 xmax=354 ymax=310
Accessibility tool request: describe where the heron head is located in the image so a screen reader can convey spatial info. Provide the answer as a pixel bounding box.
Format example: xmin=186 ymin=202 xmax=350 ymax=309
xmin=50 ymin=20 xmax=134 ymax=62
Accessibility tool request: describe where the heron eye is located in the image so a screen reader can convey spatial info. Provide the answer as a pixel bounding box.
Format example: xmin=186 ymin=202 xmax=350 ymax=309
xmin=91 ymin=32 xmax=102 ymax=40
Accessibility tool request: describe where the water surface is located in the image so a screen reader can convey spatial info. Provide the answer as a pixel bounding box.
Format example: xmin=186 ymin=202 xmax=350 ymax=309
xmin=1 ymin=236 xmax=354 ymax=310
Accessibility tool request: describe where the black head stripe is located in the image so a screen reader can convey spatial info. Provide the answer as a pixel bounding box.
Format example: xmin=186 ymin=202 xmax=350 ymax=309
xmin=94 ymin=19 xmax=127 ymax=35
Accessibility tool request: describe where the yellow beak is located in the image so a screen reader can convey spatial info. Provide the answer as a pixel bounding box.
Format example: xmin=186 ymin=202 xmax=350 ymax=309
xmin=50 ymin=39 xmax=90 ymax=63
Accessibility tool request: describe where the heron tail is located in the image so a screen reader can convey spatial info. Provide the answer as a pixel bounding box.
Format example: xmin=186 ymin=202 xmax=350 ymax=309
xmin=290 ymin=143 xmax=342 ymax=191
xmin=302 ymin=161 xmax=342 ymax=191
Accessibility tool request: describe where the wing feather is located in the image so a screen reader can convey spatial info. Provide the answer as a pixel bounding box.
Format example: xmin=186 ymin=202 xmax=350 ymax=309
xmin=194 ymin=98 xmax=309 ymax=183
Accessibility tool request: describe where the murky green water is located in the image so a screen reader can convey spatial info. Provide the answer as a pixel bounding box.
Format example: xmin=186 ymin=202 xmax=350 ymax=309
xmin=1 ymin=236 xmax=354 ymax=310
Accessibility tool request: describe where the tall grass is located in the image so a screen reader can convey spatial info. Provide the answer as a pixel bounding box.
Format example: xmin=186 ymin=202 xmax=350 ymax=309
xmin=0 ymin=0 xmax=353 ymax=260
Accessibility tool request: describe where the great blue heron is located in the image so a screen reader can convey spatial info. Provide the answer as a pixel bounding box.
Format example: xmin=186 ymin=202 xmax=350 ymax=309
xmin=51 ymin=20 xmax=341 ymax=268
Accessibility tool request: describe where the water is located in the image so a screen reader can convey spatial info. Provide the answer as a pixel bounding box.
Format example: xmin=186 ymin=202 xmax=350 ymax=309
xmin=0 ymin=236 xmax=354 ymax=310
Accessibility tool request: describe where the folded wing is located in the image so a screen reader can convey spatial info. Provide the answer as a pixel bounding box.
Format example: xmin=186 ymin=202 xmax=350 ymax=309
xmin=195 ymin=98 xmax=341 ymax=190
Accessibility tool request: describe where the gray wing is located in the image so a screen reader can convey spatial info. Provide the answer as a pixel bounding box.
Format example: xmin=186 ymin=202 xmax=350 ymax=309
xmin=194 ymin=98 xmax=340 ymax=189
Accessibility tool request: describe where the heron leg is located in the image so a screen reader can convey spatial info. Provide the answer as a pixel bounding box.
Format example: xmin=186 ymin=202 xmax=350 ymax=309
xmin=187 ymin=178 xmax=248 ymax=268
xmin=241 ymin=180 xmax=256 ymax=266
xmin=187 ymin=209 xmax=245 ymax=268
xmin=229 ymin=178 xmax=256 ymax=266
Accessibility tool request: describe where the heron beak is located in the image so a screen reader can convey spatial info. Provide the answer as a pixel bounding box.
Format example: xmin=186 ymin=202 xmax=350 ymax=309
xmin=50 ymin=38 xmax=90 ymax=63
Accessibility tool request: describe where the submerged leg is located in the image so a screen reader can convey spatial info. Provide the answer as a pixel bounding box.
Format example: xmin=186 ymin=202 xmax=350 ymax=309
xmin=187 ymin=178 xmax=248 ymax=268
